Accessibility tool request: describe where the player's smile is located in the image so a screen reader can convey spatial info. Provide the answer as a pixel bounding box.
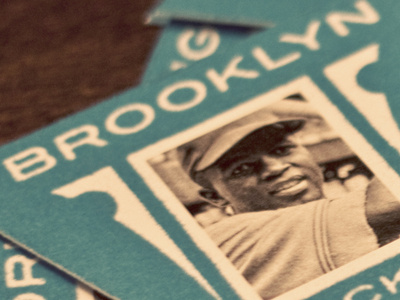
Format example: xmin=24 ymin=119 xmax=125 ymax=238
xmin=269 ymin=175 xmax=309 ymax=197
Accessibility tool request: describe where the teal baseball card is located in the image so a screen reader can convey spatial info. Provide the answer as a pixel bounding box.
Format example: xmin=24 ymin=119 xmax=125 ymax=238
xmin=1 ymin=0 xmax=400 ymax=299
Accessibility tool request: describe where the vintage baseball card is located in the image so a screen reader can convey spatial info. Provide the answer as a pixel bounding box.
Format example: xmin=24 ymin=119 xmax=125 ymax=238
xmin=1 ymin=0 xmax=400 ymax=299
xmin=141 ymin=89 xmax=400 ymax=300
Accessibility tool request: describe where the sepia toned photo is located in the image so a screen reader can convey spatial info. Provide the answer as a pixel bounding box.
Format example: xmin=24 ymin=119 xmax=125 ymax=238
xmin=144 ymin=94 xmax=400 ymax=299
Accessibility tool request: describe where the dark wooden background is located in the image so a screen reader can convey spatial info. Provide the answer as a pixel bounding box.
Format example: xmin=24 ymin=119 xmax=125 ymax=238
xmin=1 ymin=0 xmax=160 ymax=145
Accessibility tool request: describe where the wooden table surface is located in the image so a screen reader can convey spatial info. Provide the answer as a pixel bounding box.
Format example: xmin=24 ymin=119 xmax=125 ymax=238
xmin=1 ymin=0 xmax=160 ymax=145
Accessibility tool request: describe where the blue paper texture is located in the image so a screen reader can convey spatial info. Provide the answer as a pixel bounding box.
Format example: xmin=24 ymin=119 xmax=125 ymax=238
xmin=0 ymin=237 xmax=94 ymax=300
xmin=148 ymin=0 xmax=360 ymax=28
xmin=0 ymin=0 xmax=400 ymax=299
xmin=147 ymin=0 xmax=275 ymax=27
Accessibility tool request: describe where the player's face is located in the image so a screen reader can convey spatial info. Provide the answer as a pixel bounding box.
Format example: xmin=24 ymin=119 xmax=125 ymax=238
xmin=205 ymin=133 xmax=324 ymax=213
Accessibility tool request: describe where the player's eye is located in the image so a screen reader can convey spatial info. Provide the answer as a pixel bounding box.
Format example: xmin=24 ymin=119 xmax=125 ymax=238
xmin=269 ymin=145 xmax=295 ymax=156
xmin=230 ymin=162 xmax=257 ymax=178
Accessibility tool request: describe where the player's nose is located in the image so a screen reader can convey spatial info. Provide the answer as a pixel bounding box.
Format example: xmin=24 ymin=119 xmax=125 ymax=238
xmin=259 ymin=155 xmax=290 ymax=181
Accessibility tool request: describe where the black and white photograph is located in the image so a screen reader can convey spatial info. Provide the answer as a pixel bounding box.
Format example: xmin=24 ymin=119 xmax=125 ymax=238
xmin=143 ymin=94 xmax=400 ymax=299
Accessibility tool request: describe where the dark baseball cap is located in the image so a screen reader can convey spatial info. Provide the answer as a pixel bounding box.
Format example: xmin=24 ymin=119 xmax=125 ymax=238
xmin=177 ymin=112 xmax=305 ymax=188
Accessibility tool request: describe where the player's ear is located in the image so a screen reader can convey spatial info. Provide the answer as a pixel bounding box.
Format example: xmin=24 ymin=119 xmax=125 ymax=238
xmin=199 ymin=188 xmax=230 ymax=208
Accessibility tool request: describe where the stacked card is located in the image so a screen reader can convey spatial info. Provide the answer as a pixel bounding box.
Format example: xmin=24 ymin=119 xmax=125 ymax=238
xmin=2 ymin=0 xmax=400 ymax=299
